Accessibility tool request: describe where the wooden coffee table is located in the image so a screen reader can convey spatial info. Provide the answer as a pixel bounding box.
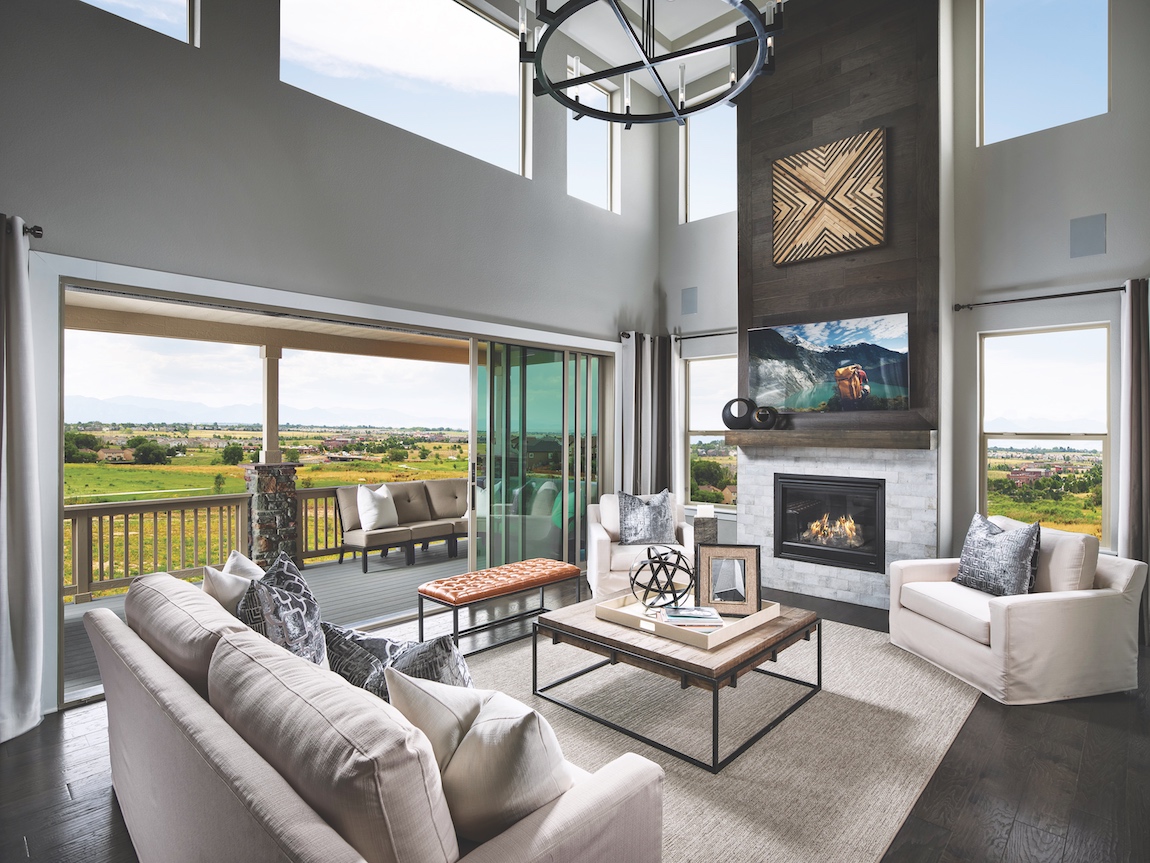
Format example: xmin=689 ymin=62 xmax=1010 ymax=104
xmin=532 ymin=597 xmax=821 ymax=773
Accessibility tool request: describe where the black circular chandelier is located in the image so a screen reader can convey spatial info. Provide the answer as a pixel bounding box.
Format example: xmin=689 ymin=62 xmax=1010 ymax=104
xmin=519 ymin=0 xmax=786 ymax=127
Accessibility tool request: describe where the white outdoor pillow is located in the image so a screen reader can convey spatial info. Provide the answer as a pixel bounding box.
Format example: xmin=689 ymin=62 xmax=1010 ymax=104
xmin=384 ymin=668 xmax=575 ymax=843
xmin=357 ymin=484 xmax=399 ymax=530
xmin=202 ymin=549 xmax=265 ymax=615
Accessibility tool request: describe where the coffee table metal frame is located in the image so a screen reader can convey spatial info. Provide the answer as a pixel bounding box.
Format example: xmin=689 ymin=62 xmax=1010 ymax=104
xmin=532 ymin=616 xmax=822 ymax=773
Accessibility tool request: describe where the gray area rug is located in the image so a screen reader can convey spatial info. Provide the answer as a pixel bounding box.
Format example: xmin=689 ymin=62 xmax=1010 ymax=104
xmin=466 ymin=621 xmax=978 ymax=863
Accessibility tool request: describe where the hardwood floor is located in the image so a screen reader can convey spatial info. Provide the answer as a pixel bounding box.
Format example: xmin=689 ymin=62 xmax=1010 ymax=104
xmin=3 ymin=585 xmax=1146 ymax=862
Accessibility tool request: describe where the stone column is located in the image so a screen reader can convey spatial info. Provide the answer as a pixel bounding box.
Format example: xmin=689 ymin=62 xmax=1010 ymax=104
xmin=245 ymin=462 xmax=300 ymax=569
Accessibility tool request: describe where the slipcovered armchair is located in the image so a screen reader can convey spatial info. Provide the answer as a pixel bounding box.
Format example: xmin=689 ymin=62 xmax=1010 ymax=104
xmin=587 ymin=493 xmax=693 ymax=597
xmin=890 ymin=518 xmax=1147 ymax=705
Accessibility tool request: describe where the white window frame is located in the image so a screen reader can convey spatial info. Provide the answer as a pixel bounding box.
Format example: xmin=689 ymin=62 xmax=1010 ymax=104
xmin=566 ymin=57 xmax=620 ymax=213
xmin=978 ymin=324 xmax=1110 ymax=547
xmin=685 ymin=355 xmax=737 ymax=510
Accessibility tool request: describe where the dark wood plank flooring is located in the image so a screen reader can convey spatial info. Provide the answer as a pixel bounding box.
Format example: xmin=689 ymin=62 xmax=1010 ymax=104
xmin=4 ymin=584 xmax=1146 ymax=862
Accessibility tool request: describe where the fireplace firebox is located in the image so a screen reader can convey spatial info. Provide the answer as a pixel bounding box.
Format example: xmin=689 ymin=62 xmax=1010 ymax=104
xmin=774 ymin=474 xmax=886 ymax=573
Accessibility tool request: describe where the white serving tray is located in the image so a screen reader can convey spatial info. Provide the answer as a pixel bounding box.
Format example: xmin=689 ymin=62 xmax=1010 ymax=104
xmin=594 ymin=594 xmax=781 ymax=650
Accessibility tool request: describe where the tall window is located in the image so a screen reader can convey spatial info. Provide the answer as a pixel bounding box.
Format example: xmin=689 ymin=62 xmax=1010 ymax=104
xmin=687 ymin=106 xmax=737 ymax=221
xmin=686 ymin=356 xmax=738 ymax=506
xmin=80 ymin=0 xmax=190 ymax=42
xmin=981 ymin=0 xmax=1108 ymax=145
xmin=980 ymin=326 xmax=1109 ymax=544
xmin=567 ymin=59 xmax=613 ymax=210
xmin=280 ymin=0 xmax=521 ymax=173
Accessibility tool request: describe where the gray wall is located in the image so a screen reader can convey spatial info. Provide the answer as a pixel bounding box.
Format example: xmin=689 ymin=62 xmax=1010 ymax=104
xmin=946 ymin=0 xmax=1150 ymax=552
xmin=0 ymin=0 xmax=661 ymax=340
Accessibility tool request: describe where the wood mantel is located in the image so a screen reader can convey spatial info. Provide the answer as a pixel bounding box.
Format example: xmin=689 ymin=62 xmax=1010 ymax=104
xmin=725 ymin=429 xmax=936 ymax=450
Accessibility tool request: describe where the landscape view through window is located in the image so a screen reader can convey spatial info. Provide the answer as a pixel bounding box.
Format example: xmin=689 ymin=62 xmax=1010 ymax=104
xmin=63 ymin=331 xmax=470 ymax=600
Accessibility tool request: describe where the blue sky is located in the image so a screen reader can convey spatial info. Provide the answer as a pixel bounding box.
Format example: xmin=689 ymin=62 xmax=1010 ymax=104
xmin=769 ymin=314 xmax=910 ymax=353
xmin=983 ymin=0 xmax=1108 ymax=144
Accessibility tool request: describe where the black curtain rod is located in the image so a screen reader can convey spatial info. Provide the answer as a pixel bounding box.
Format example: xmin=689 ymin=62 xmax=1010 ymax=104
xmin=674 ymin=329 xmax=738 ymax=341
xmin=953 ymin=285 xmax=1124 ymax=312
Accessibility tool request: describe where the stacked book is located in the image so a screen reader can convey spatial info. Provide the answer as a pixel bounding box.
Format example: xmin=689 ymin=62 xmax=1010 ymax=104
xmin=658 ymin=605 xmax=725 ymax=633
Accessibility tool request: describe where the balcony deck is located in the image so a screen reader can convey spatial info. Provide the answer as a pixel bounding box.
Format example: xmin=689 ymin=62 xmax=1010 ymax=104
xmin=63 ymin=539 xmax=471 ymax=703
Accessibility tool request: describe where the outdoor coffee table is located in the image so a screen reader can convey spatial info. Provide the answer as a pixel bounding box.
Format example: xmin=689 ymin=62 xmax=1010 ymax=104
xmin=532 ymin=597 xmax=821 ymax=773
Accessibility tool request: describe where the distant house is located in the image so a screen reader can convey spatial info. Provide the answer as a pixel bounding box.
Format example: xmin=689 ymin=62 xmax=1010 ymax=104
xmin=98 ymin=448 xmax=134 ymax=463
xmin=722 ymin=485 xmax=738 ymax=505
xmin=1009 ymin=466 xmax=1051 ymax=486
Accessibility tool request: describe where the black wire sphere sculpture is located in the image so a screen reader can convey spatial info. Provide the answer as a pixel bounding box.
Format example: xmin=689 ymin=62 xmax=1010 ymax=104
xmin=629 ymin=546 xmax=695 ymax=611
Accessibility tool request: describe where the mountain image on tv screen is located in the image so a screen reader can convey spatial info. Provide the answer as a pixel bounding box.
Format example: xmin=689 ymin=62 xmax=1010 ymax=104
xmin=748 ymin=314 xmax=910 ymax=413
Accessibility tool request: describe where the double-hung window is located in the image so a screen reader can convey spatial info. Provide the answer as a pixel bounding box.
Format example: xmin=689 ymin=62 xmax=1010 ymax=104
xmin=980 ymin=325 xmax=1109 ymax=544
xmin=686 ymin=356 xmax=738 ymax=506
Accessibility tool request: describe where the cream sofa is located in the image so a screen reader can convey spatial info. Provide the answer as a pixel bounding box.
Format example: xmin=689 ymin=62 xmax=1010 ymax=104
xmin=335 ymin=478 xmax=468 ymax=571
xmin=889 ymin=518 xmax=1147 ymax=705
xmin=586 ymin=494 xmax=693 ymax=597
xmin=84 ymin=573 xmax=665 ymax=863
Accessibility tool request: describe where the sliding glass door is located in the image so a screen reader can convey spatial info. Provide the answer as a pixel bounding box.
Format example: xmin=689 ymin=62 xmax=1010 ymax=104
xmin=471 ymin=342 xmax=604 ymax=570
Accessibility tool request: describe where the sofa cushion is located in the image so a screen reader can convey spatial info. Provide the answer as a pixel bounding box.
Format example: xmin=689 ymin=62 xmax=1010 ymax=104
xmin=335 ymin=484 xmax=363 ymax=532
xmin=989 ymin=515 xmax=1099 ymax=592
xmin=618 ymin=490 xmax=677 ymax=545
xmin=954 ymin=513 xmax=1040 ymax=597
xmin=358 ymin=484 xmax=399 ymax=530
xmin=385 ymin=669 xmax=575 ymax=844
xmin=323 ymin=625 xmax=472 ymax=702
xmin=124 ymin=573 xmax=248 ymax=698
xmin=209 ymin=630 xmax=460 ymax=863
xmin=426 ymin=478 xmax=468 ymax=521
xmin=900 ymin=581 xmax=993 ymax=645
xmin=344 ymin=526 xmax=414 ymax=550
xmin=389 ymin=481 xmax=433 ymax=524
xmin=201 ymin=549 xmax=265 ymax=615
xmin=406 ymin=520 xmax=453 ymax=541
xmin=236 ymin=553 xmax=327 ymax=666
xmin=610 ymin=542 xmax=689 ymax=575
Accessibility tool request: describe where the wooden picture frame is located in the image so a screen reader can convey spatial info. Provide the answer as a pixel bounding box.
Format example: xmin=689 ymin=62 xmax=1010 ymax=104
xmin=695 ymin=544 xmax=762 ymax=617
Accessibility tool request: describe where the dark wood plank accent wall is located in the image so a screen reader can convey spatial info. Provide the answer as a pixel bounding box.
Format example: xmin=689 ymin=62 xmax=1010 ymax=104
xmin=737 ymin=0 xmax=940 ymax=431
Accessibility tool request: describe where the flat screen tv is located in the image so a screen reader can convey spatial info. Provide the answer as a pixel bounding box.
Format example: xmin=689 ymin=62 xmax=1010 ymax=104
xmin=748 ymin=313 xmax=909 ymax=413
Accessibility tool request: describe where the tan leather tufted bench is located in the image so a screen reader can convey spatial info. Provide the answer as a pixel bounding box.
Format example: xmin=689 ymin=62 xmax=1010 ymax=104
xmin=418 ymin=559 xmax=583 ymax=654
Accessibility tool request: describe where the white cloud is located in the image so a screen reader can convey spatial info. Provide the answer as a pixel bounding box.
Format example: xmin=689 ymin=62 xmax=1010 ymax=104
xmin=281 ymin=0 xmax=519 ymax=95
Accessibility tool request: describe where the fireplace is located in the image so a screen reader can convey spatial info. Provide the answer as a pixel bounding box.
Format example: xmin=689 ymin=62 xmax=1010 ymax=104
xmin=774 ymin=474 xmax=886 ymax=573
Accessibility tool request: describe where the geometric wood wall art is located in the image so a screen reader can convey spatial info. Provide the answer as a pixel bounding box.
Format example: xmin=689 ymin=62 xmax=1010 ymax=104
xmin=772 ymin=127 xmax=887 ymax=265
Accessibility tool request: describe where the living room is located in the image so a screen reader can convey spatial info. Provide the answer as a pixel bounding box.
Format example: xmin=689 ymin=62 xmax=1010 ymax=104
xmin=2 ymin=1 xmax=1148 ymax=861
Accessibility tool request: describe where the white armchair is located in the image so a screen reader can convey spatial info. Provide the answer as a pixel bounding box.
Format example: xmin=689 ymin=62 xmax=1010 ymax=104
xmin=889 ymin=523 xmax=1147 ymax=705
xmin=586 ymin=493 xmax=694 ymax=597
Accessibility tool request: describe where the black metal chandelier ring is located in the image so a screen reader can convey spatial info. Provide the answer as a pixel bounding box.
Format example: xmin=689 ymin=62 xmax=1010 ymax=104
xmin=523 ymin=0 xmax=784 ymax=127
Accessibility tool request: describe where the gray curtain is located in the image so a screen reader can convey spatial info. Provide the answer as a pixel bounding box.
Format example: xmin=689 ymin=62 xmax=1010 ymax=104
xmin=1 ymin=215 xmax=44 ymax=742
xmin=620 ymin=332 xmax=673 ymax=495
xmin=1118 ymin=277 xmax=1150 ymax=644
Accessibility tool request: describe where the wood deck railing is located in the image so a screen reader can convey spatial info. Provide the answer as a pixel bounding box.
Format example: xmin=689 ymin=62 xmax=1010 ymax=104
xmin=63 ymin=494 xmax=250 ymax=602
xmin=297 ymin=486 xmax=343 ymax=562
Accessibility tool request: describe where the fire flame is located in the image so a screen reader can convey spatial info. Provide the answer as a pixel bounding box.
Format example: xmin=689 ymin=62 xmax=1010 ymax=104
xmin=801 ymin=513 xmax=862 ymax=548
xmin=808 ymin=513 xmax=857 ymax=540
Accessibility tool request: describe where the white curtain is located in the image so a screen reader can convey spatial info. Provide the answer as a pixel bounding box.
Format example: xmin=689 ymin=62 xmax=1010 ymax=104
xmin=1 ymin=215 xmax=44 ymax=742
xmin=620 ymin=332 xmax=673 ymax=495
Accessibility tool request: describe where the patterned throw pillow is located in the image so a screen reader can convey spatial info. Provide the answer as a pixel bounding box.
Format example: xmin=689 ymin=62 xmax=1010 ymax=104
xmin=618 ymin=489 xmax=677 ymax=545
xmin=953 ymin=514 xmax=1041 ymax=597
xmin=236 ymin=552 xmax=326 ymax=665
xmin=322 ymin=623 xmax=472 ymax=701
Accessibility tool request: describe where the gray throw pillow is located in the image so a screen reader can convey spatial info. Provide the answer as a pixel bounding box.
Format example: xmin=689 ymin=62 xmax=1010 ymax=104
xmin=618 ymin=489 xmax=677 ymax=545
xmin=236 ymin=552 xmax=326 ymax=665
xmin=953 ymin=514 xmax=1040 ymax=597
xmin=322 ymin=623 xmax=472 ymax=700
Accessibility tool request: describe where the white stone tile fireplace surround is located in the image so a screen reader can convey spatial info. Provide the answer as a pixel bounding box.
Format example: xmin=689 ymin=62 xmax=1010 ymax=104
xmin=738 ymin=446 xmax=938 ymax=609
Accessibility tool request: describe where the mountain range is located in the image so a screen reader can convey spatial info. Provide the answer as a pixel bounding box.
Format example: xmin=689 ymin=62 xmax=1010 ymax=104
xmin=65 ymin=395 xmax=467 ymax=429
xmin=749 ymin=328 xmax=909 ymax=408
